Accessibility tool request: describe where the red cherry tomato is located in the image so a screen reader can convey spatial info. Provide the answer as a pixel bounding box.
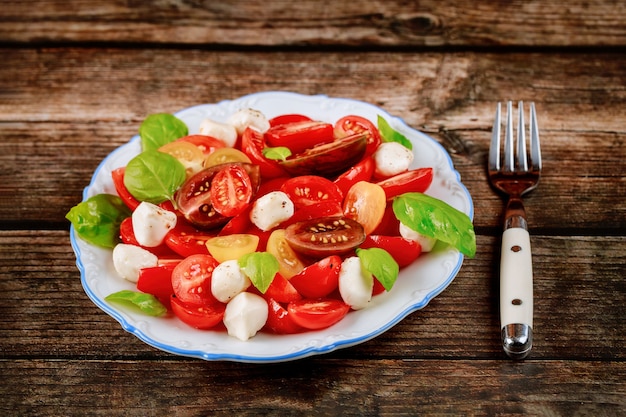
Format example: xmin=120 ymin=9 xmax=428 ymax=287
xmin=112 ymin=167 xmax=140 ymax=211
xmin=241 ymin=127 xmax=288 ymax=179
xmin=284 ymin=216 xmax=365 ymax=258
xmin=375 ymin=167 xmax=434 ymax=200
xmin=210 ymin=164 xmax=253 ymax=217
xmin=264 ymin=298 xmax=305 ymax=334
xmin=371 ymin=204 xmax=401 ymax=236
xmin=260 ymin=273 xmax=302 ymax=304
xmin=265 ymin=120 xmax=335 ymax=154
xmin=171 ymin=254 xmax=219 ymax=306
xmin=170 ymin=295 xmax=226 ymax=330
xmin=137 ymin=262 xmax=179 ymax=307
xmin=177 ymin=134 xmax=226 ymax=155
xmin=164 ymin=222 xmax=215 ymax=258
xmin=280 ymin=175 xmax=344 ymax=209
xmin=287 ymin=298 xmax=350 ymax=330
xmin=279 ymin=133 xmax=367 ymax=178
xmin=268 ymin=114 xmax=312 ymax=127
xmin=289 ymin=255 xmax=342 ymax=299
xmin=333 ymin=156 xmax=375 ymax=196
xmin=282 ymin=200 xmax=343 ymax=227
xmin=360 ymin=235 xmax=422 ymax=268
xmin=334 ymin=115 xmax=382 ymax=156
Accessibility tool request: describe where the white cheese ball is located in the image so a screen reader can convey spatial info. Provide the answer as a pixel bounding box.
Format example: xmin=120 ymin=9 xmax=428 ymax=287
xmin=338 ymin=256 xmax=373 ymax=310
xmin=373 ymin=141 xmax=414 ymax=178
xmin=112 ymin=243 xmax=158 ymax=283
xmin=227 ymin=108 xmax=270 ymax=135
xmin=249 ymin=191 xmax=294 ymax=231
xmin=198 ymin=118 xmax=238 ymax=147
xmin=399 ymin=222 xmax=437 ymax=252
xmin=223 ymin=292 xmax=268 ymax=341
xmin=131 ymin=201 xmax=177 ymax=247
xmin=211 ymin=259 xmax=251 ymax=303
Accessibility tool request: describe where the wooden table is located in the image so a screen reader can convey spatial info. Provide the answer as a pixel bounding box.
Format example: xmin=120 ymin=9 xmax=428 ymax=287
xmin=1 ymin=1 xmax=625 ymax=415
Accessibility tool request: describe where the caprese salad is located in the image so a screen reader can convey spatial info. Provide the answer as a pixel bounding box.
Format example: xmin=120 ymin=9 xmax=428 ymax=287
xmin=67 ymin=107 xmax=476 ymax=341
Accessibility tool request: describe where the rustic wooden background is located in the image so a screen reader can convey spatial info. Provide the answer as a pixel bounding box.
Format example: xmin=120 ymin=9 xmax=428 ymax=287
xmin=1 ymin=1 xmax=624 ymax=415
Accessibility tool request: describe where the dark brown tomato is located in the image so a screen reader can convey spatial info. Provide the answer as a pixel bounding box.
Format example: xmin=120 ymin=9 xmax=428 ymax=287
xmin=279 ymin=133 xmax=367 ymax=178
xmin=284 ymin=216 xmax=365 ymax=258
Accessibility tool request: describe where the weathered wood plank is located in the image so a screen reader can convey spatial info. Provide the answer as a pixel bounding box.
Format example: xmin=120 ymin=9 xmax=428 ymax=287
xmin=1 ymin=0 xmax=625 ymax=47
xmin=1 ymin=358 xmax=624 ymax=416
xmin=0 ymin=49 xmax=624 ymax=229
xmin=1 ymin=231 xmax=623 ymax=361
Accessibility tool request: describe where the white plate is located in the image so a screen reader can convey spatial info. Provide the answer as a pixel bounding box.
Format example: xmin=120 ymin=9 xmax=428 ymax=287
xmin=69 ymin=91 xmax=473 ymax=363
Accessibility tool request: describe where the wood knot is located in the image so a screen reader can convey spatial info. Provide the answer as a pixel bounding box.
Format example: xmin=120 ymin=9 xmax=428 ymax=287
xmin=391 ymin=13 xmax=443 ymax=37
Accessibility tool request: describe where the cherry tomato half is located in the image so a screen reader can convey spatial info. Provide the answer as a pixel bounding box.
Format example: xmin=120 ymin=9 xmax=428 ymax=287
xmin=265 ymin=120 xmax=335 ymax=154
xmin=137 ymin=262 xmax=178 ymax=307
xmin=375 ymin=167 xmax=433 ymax=200
xmin=164 ymin=222 xmax=215 ymax=258
xmin=280 ymin=175 xmax=344 ymax=209
xmin=170 ymin=294 xmax=226 ymax=330
xmin=343 ymin=181 xmax=387 ymax=235
xmin=287 ymin=298 xmax=350 ymax=330
xmin=361 ymin=235 xmax=422 ymax=268
xmin=171 ymin=254 xmax=219 ymax=306
xmin=280 ymin=133 xmax=367 ymax=178
xmin=289 ymin=255 xmax=342 ymax=299
xmin=264 ymin=298 xmax=304 ymax=334
xmin=284 ymin=216 xmax=365 ymax=259
xmin=260 ymin=273 xmax=302 ymax=304
xmin=268 ymin=114 xmax=312 ymax=127
xmin=333 ymin=156 xmax=375 ymax=196
xmin=112 ymin=167 xmax=140 ymax=211
xmin=210 ymin=164 xmax=253 ymax=217
xmin=241 ymin=127 xmax=287 ymax=179
xmin=334 ymin=115 xmax=382 ymax=156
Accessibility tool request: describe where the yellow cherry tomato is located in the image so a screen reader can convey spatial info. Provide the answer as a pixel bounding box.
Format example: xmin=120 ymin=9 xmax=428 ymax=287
xmin=266 ymin=229 xmax=306 ymax=279
xmin=205 ymin=234 xmax=259 ymax=263
xmin=204 ymin=147 xmax=252 ymax=168
xmin=159 ymin=141 xmax=205 ymax=178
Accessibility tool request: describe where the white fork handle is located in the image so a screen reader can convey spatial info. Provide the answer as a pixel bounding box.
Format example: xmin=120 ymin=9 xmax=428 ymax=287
xmin=500 ymin=227 xmax=533 ymax=360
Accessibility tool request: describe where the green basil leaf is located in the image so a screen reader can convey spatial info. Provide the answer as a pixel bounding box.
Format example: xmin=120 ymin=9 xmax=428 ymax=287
xmin=392 ymin=192 xmax=476 ymax=258
xmin=123 ymin=149 xmax=187 ymax=204
xmin=356 ymin=247 xmax=399 ymax=292
xmin=66 ymin=194 xmax=131 ymax=248
xmin=263 ymin=146 xmax=292 ymax=161
xmin=139 ymin=113 xmax=188 ymax=151
xmin=105 ymin=290 xmax=167 ymax=316
xmin=238 ymin=252 xmax=280 ymax=294
xmin=377 ymin=115 xmax=413 ymax=150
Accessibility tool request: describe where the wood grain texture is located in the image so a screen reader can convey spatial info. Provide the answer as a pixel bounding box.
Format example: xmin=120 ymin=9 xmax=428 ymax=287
xmin=1 ymin=1 xmax=625 ymax=415
xmin=1 ymin=0 xmax=625 ymax=47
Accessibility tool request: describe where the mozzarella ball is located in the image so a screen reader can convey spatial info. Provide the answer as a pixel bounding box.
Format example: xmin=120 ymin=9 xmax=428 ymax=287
xmin=249 ymin=191 xmax=294 ymax=231
xmin=338 ymin=256 xmax=373 ymax=310
xmin=131 ymin=201 xmax=177 ymax=247
xmin=112 ymin=243 xmax=158 ymax=283
xmin=223 ymin=292 xmax=269 ymax=341
xmin=373 ymin=142 xmax=414 ymax=178
xmin=198 ymin=118 xmax=238 ymax=147
xmin=227 ymin=108 xmax=270 ymax=135
xmin=211 ymin=260 xmax=251 ymax=303
xmin=399 ymin=222 xmax=437 ymax=252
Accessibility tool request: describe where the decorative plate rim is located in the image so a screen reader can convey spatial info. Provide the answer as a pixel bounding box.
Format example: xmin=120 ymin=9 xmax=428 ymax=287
xmin=69 ymin=91 xmax=473 ymax=363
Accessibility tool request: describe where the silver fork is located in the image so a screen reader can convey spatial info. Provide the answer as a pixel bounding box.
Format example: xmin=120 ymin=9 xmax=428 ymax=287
xmin=488 ymin=101 xmax=542 ymax=360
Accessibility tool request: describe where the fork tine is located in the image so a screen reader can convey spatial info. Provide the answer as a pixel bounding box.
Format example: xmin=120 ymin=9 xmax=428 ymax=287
xmin=489 ymin=102 xmax=501 ymax=171
xmin=504 ymin=101 xmax=515 ymax=172
xmin=517 ymin=101 xmax=528 ymax=171
xmin=530 ymin=102 xmax=542 ymax=171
